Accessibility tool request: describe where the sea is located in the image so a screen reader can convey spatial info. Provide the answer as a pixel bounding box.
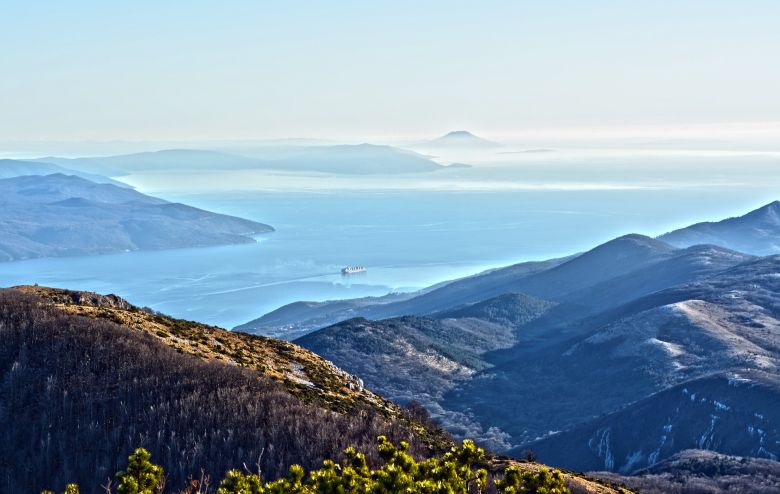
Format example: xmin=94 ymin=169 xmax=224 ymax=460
xmin=0 ymin=149 xmax=777 ymax=332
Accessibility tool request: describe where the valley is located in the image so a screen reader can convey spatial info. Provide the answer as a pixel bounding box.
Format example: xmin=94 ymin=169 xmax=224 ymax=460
xmin=238 ymin=202 xmax=780 ymax=477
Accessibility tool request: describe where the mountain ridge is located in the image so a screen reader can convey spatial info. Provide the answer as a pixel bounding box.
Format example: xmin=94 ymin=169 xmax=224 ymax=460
xmin=245 ymin=202 xmax=780 ymax=479
xmin=39 ymin=144 xmax=450 ymax=175
xmin=659 ymin=200 xmax=780 ymax=255
xmin=0 ymin=158 xmax=129 ymax=186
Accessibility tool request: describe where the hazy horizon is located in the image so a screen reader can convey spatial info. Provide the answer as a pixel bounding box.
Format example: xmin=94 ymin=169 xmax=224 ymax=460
xmin=3 ymin=1 xmax=780 ymax=142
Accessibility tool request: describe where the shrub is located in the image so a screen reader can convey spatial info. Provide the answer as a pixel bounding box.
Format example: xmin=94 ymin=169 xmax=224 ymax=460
xmin=48 ymin=439 xmax=570 ymax=494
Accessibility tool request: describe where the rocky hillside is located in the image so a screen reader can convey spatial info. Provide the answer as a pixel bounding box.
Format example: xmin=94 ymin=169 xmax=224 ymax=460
xmin=259 ymin=213 xmax=779 ymax=480
xmin=296 ymin=315 xmax=518 ymax=449
xmin=0 ymin=174 xmax=273 ymax=261
xmin=596 ymin=449 xmax=780 ymax=493
xmin=520 ymin=372 xmax=780 ymax=472
xmin=445 ymin=255 xmax=779 ymax=461
xmin=295 ymin=294 xmax=556 ymax=450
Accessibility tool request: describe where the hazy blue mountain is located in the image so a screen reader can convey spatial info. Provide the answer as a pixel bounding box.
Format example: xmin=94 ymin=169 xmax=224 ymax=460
xmin=240 ymin=236 xmax=742 ymax=337
xmin=262 ymin=144 xmax=445 ymax=174
xmin=237 ymin=204 xmax=780 ymax=472
xmin=233 ymin=292 xmax=423 ymax=340
xmin=290 ymin=247 xmax=760 ymax=456
xmin=237 ymin=258 xmax=567 ymax=337
xmin=421 ymin=130 xmax=501 ymax=149
xmin=249 ymin=210 xmax=780 ymax=475
xmin=0 ymin=158 xmax=129 ymax=186
xmin=559 ymin=243 xmax=753 ymax=309
xmin=38 ymin=149 xmax=256 ymax=175
xmin=41 ymin=144 xmax=447 ymax=175
xmin=287 ymin=245 xmax=760 ymax=447
xmin=0 ymin=174 xmax=273 ymax=261
xmin=659 ymin=200 xmax=780 ymax=255
xmin=503 ymin=234 xmax=677 ymax=301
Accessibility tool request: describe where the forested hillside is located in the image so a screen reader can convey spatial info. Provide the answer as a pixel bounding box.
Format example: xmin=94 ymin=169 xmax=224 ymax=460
xmin=0 ymin=286 xmax=626 ymax=494
xmin=0 ymin=287 xmax=433 ymax=493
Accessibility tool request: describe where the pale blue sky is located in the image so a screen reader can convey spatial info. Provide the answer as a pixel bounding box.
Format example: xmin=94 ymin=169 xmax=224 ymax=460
xmin=1 ymin=1 xmax=779 ymax=140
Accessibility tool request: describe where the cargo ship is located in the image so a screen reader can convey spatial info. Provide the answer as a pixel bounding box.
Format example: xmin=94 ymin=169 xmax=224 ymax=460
xmin=341 ymin=266 xmax=367 ymax=275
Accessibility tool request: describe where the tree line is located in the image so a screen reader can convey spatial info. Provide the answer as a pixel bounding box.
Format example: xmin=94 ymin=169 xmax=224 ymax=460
xmin=0 ymin=291 xmax=425 ymax=493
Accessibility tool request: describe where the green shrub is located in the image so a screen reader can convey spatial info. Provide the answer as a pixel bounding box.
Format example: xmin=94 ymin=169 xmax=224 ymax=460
xmin=46 ymin=439 xmax=570 ymax=494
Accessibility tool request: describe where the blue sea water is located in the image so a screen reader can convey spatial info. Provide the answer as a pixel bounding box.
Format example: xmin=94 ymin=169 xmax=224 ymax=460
xmin=0 ymin=182 xmax=774 ymax=331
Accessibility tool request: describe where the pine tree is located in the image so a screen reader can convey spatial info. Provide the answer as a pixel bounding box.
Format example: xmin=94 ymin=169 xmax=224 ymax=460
xmin=46 ymin=440 xmax=571 ymax=494
xmin=115 ymin=449 xmax=164 ymax=494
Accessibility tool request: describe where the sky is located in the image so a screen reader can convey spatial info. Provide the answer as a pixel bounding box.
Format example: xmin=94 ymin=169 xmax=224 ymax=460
xmin=2 ymin=1 xmax=779 ymax=141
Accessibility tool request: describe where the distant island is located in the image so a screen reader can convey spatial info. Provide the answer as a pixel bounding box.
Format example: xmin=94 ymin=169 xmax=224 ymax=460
xmin=0 ymin=174 xmax=273 ymax=262
xmin=416 ymin=130 xmax=501 ymax=149
xmin=39 ymin=143 xmax=452 ymax=175
xmin=498 ymin=148 xmax=556 ymax=154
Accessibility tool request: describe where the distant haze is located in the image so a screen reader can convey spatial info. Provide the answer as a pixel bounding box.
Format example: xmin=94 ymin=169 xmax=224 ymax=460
xmin=1 ymin=2 xmax=779 ymax=142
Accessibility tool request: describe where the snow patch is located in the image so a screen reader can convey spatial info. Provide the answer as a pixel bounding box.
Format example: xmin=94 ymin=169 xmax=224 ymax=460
xmin=646 ymin=338 xmax=685 ymax=357
xmin=714 ymin=400 xmax=731 ymax=411
xmin=698 ymin=414 xmax=719 ymax=449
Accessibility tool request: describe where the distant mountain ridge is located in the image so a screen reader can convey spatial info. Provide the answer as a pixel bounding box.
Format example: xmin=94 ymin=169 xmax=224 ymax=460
xmin=285 ymin=240 xmax=766 ymax=451
xmin=0 ymin=174 xmax=273 ymax=261
xmin=240 ymin=202 xmax=778 ymax=337
xmin=39 ymin=144 xmax=450 ymax=175
xmin=659 ymin=201 xmax=780 ymax=255
xmin=0 ymin=158 xmax=129 ymax=186
xmin=242 ymin=200 xmax=780 ymax=477
xmin=239 ymin=235 xmax=749 ymax=338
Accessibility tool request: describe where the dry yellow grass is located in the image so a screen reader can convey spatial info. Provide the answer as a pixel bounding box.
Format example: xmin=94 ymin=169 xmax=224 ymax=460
xmin=14 ymin=285 xmax=395 ymax=415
